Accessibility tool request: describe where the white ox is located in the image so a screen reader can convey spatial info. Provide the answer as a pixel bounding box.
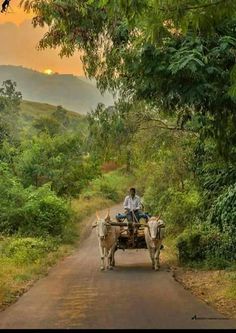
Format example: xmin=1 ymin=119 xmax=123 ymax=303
xmin=144 ymin=216 xmax=165 ymax=271
xmin=92 ymin=211 xmax=120 ymax=271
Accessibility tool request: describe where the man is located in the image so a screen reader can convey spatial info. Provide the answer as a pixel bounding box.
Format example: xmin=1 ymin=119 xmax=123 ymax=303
xmin=116 ymin=188 xmax=149 ymax=222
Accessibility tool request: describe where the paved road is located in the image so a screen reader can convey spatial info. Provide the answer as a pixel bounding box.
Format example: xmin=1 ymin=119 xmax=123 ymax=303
xmin=0 ymin=204 xmax=235 ymax=329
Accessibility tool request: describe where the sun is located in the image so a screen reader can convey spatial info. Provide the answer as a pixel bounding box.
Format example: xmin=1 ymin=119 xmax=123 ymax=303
xmin=43 ymin=69 xmax=54 ymax=75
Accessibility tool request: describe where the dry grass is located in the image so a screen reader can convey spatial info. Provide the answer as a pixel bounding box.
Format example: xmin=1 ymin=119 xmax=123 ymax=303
xmin=71 ymin=196 xmax=112 ymax=220
xmin=0 ymin=244 xmax=73 ymax=311
xmin=174 ymin=269 xmax=236 ymax=318
xmin=162 ymin=237 xmax=236 ymax=319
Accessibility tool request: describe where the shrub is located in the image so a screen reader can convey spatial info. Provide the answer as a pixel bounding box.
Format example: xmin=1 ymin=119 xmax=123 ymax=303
xmin=0 ymin=165 xmax=71 ymax=237
xmin=143 ymin=181 xmax=202 ymax=234
xmin=0 ymin=164 xmax=27 ymax=234
xmin=177 ymin=229 xmax=204 ymax=264
xmin=21 ymin=185 xmax=71 ymax=237
xmin=209 ymin=184 xmax=236 ymax=233
xmin=1 ymin=237 xmax=58 ymax=265
xmin=176 ymin=223 xmax=235 ymax=268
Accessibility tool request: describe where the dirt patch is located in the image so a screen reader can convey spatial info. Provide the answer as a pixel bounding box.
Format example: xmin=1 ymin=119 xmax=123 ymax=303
xmin=172 ymin=267 xmax=236 ymax=319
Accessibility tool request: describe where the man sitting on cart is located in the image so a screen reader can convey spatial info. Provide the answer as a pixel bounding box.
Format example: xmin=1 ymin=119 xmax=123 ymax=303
xmin=116 ymin=187 xmax=149 ymax=223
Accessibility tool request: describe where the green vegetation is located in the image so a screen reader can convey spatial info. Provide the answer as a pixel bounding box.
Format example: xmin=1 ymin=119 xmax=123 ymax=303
xmin=1 ymin=0 xmax=236 ymax=310
xmin=81 ymin=169 xmax=134 ymax=201
xmin=0 ymin=79 xmax=129 ymax=308
xmin=21 ymin=100 xmax=79 ymax=120
xmin=0 ymin=235 xmax=71 ymax=309
xmin=23 ymin=0 xmax=236 ymax=269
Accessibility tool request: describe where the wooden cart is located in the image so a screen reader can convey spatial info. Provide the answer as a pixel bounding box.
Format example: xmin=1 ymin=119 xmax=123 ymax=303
xmin=109 ymin=218 xmax=148 ymax=250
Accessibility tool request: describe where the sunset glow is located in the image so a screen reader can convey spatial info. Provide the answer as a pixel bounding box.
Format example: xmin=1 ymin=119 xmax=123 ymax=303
xmin=0 ymin=1 xmax=85 ymax=76
xmin=43 ymin=69 xmax=54 ymax=75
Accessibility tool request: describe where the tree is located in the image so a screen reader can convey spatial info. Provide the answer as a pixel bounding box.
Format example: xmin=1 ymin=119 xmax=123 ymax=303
xmin=21 ymin=0 xmax=236 ymax=161
xmin=0 ymin=80 xmax=22 ymax=145
xmin=33 ymin=116 xmax=61 ymax=136
xmin=87 ymin=101 xmax=138 ymax=169
xmin=17 ymin=133 xmax=99 ymax=196
xmin=52 ymin=105 xmax=70 ymax=129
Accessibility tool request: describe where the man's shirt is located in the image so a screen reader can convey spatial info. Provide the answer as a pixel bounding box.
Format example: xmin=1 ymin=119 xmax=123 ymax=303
xmin=123 ymin=195 xmax=141 ymax=211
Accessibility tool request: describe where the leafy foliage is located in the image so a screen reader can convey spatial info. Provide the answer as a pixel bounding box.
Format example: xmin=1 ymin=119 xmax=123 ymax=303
xmin=16 ymin=133 xmax=99 ymax=196
xmin=1 ymin=237 xmax=58 ymax=264
xmin=0 ymin=80 xmax=22 ymax=145
xmin=20 ymin=0 xmax=236 ymax=161
xmin=81 ymin=169 xmax=133 ymax=202
xmin=0 ymin=164 xmax=71 ymax=236
xmin=209 ymin=184 xmax=236 ymax=232
xmin=177 ymin=222 xmax=236 ymax=268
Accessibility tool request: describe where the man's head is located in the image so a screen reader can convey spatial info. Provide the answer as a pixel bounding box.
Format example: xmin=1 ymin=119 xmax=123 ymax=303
xmin=129 ymin=187 xmax=136 ymax=198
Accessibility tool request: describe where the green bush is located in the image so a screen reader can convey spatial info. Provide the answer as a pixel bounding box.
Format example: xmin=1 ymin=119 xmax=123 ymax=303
xmin=209 ymin=184 xmax=236 ymax=233
xmin=21 ymin=185 xmax=71 ymax=237
xmin=16 ymin=134 xmax=99 ymax=197
xmin=0 ymin=164 xmax=27 ymax=234
xmin=177 ymin=228 xmax=204 ymax=264
xmin=176 ymin=223 xmax=235 ymax=268
xmin=0 ymin=165 xmax=71 ymax=237
xmin=143 ymin=181 xmax=202 ymax=234
xmin=0 ymin=237 xmax=58 ymax=264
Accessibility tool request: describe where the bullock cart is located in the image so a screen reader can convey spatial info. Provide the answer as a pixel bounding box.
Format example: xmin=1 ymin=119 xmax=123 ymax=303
xmin=108 ymin=218 xmax=164 ymax=250
xmin=92 ymin=211 xmax=165 ymax=270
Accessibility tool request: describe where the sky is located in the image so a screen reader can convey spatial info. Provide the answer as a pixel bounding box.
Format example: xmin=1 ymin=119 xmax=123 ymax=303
xmin=0 ymin=0 xmax=85 ymax=76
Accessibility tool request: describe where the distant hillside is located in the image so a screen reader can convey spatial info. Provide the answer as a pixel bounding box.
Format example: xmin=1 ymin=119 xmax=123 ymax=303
xmin=21 ymin=100 xmax=80 ymax=120
xmin=19 ymin=100 xmax=86 ymax=134
xmin=0 ymin=66 xmax=114 ymax=114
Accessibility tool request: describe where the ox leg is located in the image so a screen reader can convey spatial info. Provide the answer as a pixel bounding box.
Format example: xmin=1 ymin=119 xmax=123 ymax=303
xmin=154 ymin=246 xmax=161 ymax=271
xmin=147 ymin=245 xmax=155 ymax=269
xmin=105 ymin=248 xmax=111 ymax=270
xmin=99 ymin=245 xmax=105 ymax=271
xmin=151 ymin=249 xmax=155 ymax=270
xmin=109 ymin=243 xmax=117 ymax=269
xmin=111 ymin=251 xmax=116 ymax=267
xmin=108 ymin=250 xmax=113 ymax=270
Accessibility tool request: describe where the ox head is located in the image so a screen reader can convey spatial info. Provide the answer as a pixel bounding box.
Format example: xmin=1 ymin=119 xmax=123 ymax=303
xmin=147 ymin=216 xmax=161 ymax=240
xmin=92 ymin=210 xmax=111 ymax=240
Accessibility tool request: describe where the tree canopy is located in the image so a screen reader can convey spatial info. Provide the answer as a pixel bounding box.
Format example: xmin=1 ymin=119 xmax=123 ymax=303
xmin=21 ymin=0 xmax=236 ymax=161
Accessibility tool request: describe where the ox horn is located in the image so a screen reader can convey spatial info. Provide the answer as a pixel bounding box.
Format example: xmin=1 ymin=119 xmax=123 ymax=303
xmin=105 ymin=209 xmax=110 ymax=221
xmin=96 ymin=211 xmax=100 ymax=220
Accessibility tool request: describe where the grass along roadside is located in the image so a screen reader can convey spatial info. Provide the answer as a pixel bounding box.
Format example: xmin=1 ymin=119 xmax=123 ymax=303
xmin=162 ymin=237 xmax=236 ymax=319
xmin=0 ymin=239 xmax=73 ymax=311
xmin=0 ymin=196 xmax=116 ymax=312
xmin=0 ymin=169 xmax=132 ymax=311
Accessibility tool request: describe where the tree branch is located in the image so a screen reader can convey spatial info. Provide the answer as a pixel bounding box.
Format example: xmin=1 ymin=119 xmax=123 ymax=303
xmin=138 ymin=125 xmax=198 ymax=136
xmin=160 ymin=0 xmax=231 ymax=12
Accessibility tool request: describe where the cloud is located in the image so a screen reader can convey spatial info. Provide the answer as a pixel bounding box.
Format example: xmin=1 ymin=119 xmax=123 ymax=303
xmin=0 ymin=20 xmax=84 ymax=75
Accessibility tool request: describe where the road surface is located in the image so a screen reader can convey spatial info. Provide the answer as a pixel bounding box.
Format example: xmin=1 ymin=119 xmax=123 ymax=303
xmin=0 ymin=204 xmax=235 ymax=329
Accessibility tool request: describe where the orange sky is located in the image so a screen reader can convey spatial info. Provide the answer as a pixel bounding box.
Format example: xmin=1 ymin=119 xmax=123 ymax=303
xmin=0 ymin=1 xmax=34 ymax=25
xmin=0 ymin=1 xmax=85 ymax=76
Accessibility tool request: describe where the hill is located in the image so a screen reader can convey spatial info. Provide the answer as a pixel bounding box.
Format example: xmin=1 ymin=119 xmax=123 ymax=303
xmin=19 ymin=100 xmax=86 ymax=134
xmin=0 ymin=65 xmax=114 ymax=114
xmin=20 ymin=100 xmax=80 ymax=120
